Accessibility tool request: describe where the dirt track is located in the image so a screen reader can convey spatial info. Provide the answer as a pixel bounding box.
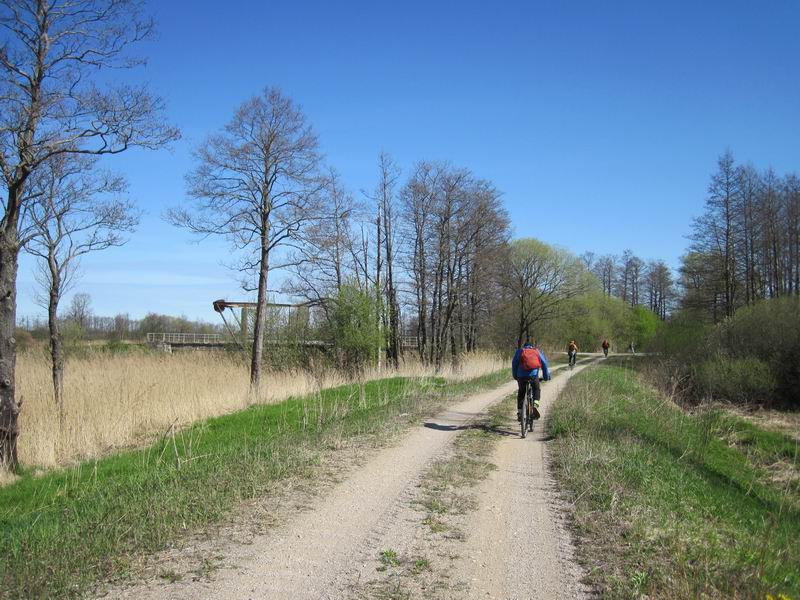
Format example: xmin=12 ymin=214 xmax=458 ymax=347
xmin=452 ymin=368 xmax=592 ymax=599
xmin=111 ymin=363 xmax=593 ymax=600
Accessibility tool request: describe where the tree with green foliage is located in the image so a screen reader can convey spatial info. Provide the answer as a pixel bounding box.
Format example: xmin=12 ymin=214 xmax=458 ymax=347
xmin=325 ymin=284 xmax=383 ymax=372
xmin=501 ymin=238 xmax=589 ymax=347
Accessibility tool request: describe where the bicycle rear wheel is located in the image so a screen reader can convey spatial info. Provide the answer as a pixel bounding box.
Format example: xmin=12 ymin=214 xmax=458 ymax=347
xmin=528 ymin=400 xmax=534 ymax=432
xmin=520 ymin=388 xmax=528 ymax=438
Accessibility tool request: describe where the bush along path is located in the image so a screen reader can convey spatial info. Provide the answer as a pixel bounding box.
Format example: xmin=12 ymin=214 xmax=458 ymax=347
xmin=1 ymin=370 xmax=509 ymax=600
xmin=549 ymin=363 xmax=800 ymax=599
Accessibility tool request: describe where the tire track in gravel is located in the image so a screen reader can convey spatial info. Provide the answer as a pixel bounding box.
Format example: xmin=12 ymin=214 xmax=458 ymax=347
xmin=454 ymin=362 xmax=596 ymax=599
xmin=342 ymin=362 xmax=595 ymax=600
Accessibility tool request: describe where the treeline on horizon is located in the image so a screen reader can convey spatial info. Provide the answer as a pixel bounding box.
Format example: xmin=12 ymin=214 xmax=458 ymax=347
xmin=653 ymin=152 xmax=800 ymax=408
xmin=682 ymin=151 xmax=800 ymax=319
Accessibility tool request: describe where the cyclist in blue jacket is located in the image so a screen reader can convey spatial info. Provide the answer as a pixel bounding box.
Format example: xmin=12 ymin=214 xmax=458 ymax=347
xmin=511 ymin=340 xmax=551 ymax=422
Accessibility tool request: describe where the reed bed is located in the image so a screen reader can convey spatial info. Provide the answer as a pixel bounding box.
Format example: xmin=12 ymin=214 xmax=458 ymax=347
xmin=16 ymin=350 xmax=505 ymax=468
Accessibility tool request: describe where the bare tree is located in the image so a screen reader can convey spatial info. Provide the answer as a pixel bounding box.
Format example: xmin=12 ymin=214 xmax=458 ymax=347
xmin=629 ymin=254 xmax=644 ymax=306
xmin=615 ymin=250 xmax=633 ymax=303
xmin=592 ymin=254 xmax=615 ymax=296
xmin=613 ymin=249 xmax=644 ymax=306
xmin=113 ymin=312 xmax=130 ymax=340
xmin=170 ymin=88 xmax=323 ymax=391
xmin=400 ymin=161 xmax=508 ymax=367
xmin=644 ymin=260 xmax=675 ymax=319
xmin=374 ymin=152 xmax=401 ymax=367
xmin=0 ymin=0 xmax=178 ymax=468
xmin=683 ymin=154 xmax=800 ymax=321
xmin=66 ymin=292 xmax=92 ymax=330
xmin=401 ymin=161 xmax=439 ymax=363
xmin=25 ymin=154 xmax=136 ymax=415
xmin=736 ymin=164 xmax=761 ymax=305
xmin=580 ymin=251 xmax=595 ymax=272
xmin=689 ymin=151 xmax=739 ymax=317
xmin=286 ymin=168 xmax=356 ymax=303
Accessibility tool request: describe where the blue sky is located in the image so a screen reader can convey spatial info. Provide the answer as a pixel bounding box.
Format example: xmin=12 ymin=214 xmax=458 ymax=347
xmin=16 ymin=0 xmax=800 ymax=322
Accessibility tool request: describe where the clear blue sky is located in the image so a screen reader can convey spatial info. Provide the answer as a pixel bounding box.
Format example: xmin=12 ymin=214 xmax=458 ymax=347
xmin=16 ymin=0 xmax=800 ymax=322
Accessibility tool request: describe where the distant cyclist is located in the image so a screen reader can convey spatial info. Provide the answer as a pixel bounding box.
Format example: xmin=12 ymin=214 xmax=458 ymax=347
xmin=602 ymin=339 xmax=610 ymax=358
xmin=512 ymin=340 xmax=551 ymax=422
xmin=567 ymin=340 xmax=579 ymax=367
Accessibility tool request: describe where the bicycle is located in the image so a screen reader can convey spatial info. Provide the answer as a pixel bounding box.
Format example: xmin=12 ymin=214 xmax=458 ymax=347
xmin=568 ymin=350 xmax=577 ymax=369
xmin=520 ymin=379 xmax=539 ymax=438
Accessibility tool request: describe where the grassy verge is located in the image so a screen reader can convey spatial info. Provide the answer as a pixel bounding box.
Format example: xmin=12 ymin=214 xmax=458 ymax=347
xmin=549 ymin=364 xmax=799 ymax=599
xmin=1 ymin=370 xmax=509 ymax=599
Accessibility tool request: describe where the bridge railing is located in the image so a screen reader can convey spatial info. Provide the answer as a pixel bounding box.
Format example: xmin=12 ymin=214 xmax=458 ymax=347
xmin=146 ymin=332 xmax=223 ymax=345
xmin=147 ymin=332 xmax=420 ymax=349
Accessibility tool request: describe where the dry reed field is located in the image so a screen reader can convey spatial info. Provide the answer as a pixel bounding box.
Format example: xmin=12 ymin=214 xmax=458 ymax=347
xmin=16 ymin=350 xmax=505 ymax=468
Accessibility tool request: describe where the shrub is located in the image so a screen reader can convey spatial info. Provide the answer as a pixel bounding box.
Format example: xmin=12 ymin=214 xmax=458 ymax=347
xmin=695 ymin=354 xmax=778 ymax=404
xmin=655 ymin=298 xmax=799 ymax=407
xmin=652 ymin=310 xmax=713 ymax=360
xmin=324 ymin=283 xmax=383 ymax=373
xmin=714 ymin=297 xmax=800 ymax=406
xmin=14 ymin=328 xmax=35 ymax=353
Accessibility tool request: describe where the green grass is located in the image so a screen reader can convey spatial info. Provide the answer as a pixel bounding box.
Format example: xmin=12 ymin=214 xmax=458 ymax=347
xmin=549 ymin=364 xmax=799 ymax=599
xmin=0 ymin=370 xmax=509 ymax=599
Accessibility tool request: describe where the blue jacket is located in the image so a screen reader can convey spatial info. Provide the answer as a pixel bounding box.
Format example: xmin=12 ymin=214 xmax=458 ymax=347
xmin=512 ymin=345 xmax=551 ymax=380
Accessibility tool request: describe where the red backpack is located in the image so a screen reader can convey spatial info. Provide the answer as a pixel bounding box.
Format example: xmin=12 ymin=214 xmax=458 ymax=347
xmin=519 ymin=347 xmax=541 ymax=370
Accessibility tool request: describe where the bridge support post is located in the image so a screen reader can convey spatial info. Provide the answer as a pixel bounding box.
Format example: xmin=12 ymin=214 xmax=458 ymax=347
xmin=241 ymin=306 xmax=250 ymax=349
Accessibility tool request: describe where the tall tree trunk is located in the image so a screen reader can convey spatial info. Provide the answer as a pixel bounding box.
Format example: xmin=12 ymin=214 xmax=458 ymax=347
xmin=516 ymin=293 xmax=526 ymax=349
xmin=417 ymin=244 xmax=427 ymax=364
xmin=375 ymin=213 xmax=382 ymax=370
xmin=250 ymin=234 xmax=270 ymax=391
xmin=0 ymin=226 xmax=20 ymax=470
xmin=384 ymin=211 xmax=399 ymax=368
xmin=47 ymin=269 xmax=65 ymax=425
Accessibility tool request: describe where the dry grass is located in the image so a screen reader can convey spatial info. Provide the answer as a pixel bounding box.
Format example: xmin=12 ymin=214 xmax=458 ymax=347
xmin=724 ymin=403 xmax=800 ymax=443
xmin=16 ymin=350 xmax=505 ymax=468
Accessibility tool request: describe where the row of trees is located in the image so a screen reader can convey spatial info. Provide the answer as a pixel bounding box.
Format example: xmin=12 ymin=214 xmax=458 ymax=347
xmin=682 ymin=151 xmax=800 ymax=321
xmin=18 ymin=299 xmax=221 ymax=341
xmin=172 ymin=84 xmax=620 ymax=377
xmin=582 ymin=251 xmax=676 ymax=319
xmin=169 ymin=86 xmax=521 ymax=376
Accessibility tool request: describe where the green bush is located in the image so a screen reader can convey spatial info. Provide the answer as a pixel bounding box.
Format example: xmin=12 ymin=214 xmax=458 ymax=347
xmin=536 ymin=292 xmax=662 ymax=352
xmin=714 ymin=297 xmax=800 ymax=406
xmin=61 ymin=321 xmax=89 ymax=359
xmin=651 ymin=310 xmax=712 ymax=359
xmin=656 ymin=298 xmax=799 ymax=407
xmin=695 ymin=354 xmax=777 ymax=403
xmin=324 ymin=283 xmax=383 ymax=372
xmin=629 ymin=304 xmax=662 ymax=350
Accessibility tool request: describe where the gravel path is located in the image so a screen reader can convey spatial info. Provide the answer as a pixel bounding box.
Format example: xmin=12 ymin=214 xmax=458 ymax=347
xmin=111 ymin=362 xmax=594 ymax=600
xmin=111 ymin=382 xmax=517 ymax=600
xmin=454 ymin=364 xmax=593 ymax=599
